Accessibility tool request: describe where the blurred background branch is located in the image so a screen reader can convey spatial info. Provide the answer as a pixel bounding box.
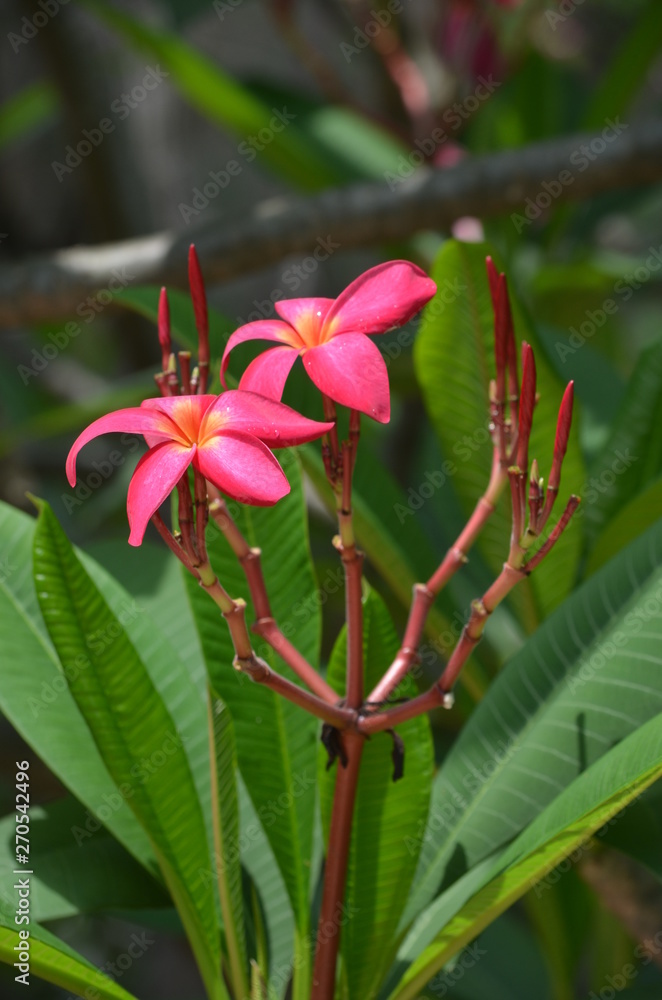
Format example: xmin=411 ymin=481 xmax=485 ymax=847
xmin=2 ymin=118 xmax=662 ymax=326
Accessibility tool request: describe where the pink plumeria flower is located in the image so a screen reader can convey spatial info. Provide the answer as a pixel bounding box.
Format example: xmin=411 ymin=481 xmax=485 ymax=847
xmin=221 ymin=261 xmax=437 ymax=423
xmin=66 ymin=391 xmax=333 ymax=546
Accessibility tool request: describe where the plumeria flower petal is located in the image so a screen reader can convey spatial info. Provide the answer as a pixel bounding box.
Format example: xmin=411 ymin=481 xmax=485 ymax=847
xmin=199 ymin=389 xmax=328 ymax=447
xmin=66 ymin=406 xmax=181 ymax=487
xmin=220 ymin=320 xmax=300 ymax=386
xmin=238 ymin=345 xmax=300 ymax=400
xmin=303 ymin=334 xmax=390 ymax=422
xmin=196 ymin=431 xmax=289 ymax=506
xmin=67 ymin=391 xmax=333 ymax=545
xmin=322 ymin=261 xmax=437 ymax=337
xmin=127 ymin=441 xmax=194 ymax=546
xmin=222 ymin=260 xmax=436 ymax=421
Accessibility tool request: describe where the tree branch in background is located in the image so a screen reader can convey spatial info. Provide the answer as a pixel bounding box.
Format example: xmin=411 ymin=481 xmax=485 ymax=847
xmin=1 ymin=119 xmax=662 ymax=327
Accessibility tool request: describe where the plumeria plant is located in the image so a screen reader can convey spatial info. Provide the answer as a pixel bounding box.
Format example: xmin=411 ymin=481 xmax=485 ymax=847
xmin=4 ymin=241 xmax=662 ymax=1000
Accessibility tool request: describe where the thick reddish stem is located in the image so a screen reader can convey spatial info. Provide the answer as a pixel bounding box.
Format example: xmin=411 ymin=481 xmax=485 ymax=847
xmin=525 ymin=496 xmax=581 ymax=572
xmin=207 ymin=488 xmax=337 ymax=701
xmin=176 ymin=475 xmax=197 ymax=564
xmin=233 ymin=652 xmax=356 ymax=728
xmin=179 ymin=351 xmax=192 ymax=395
xmin=311 ymin=733 xmax=364 ymax=999
xmin=313 ymin=406 xmax=365 ymax=998
xmin=368 ymin=583 xmax=434 ymax=705
xmin=253 ymin=617 xmax=339 ymax=704
xmin=359 ymin=685 xmax=450 ymax=734
xmin=343 ymin=546 xmax=364 ymax=708
xmin=151 ymin=512 xmax=198 ymax=576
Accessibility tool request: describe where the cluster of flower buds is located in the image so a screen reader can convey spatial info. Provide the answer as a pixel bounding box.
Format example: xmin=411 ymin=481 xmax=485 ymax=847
xmin=485 ymin=256 xmax=580 ymax=574
xmin=156 ymin=246 xmax=210 ymax=396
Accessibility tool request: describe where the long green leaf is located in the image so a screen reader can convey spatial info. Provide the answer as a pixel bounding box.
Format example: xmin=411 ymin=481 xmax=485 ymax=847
xmin=0 ymin=797 xmax=168 ymax=923
xmin=318 ymin=589 xmax=434 ymax=999
xmin=32 ymin=500 xmax=224 ymax=1000
xmin=582 ymin=337 xmax=662 ymax=549
xmin=0 ymin=898 xmax=137 ymax=1000
xmin=390 ymin=713 xmax=662 ymax=999
xmin=0 ymin=501 xmax=154 ymax=870
xmin=586 ymin=477 xmax=662 ymax=576
xmin=208 ymin=695 xmax=249 ymax=998
xmin=78 ymin=0 xmax=339 ymax=190
xmin=236 ymin=778 xmax=295 ymax=998
xmin=184 ymin=451 xmax=318 ymax=992
xmin=403 ymin=515 xmax=662 ymax=931
xmin=582 ymin=2 xmax=662 ymax=129
xmin=414 ymin=239 xmax=585 ymax=621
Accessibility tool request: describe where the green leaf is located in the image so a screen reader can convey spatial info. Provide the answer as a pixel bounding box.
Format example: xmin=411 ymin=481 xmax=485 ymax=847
xmin=0 ymin=797 xmax=168 ymax=923
xmin=236 ymin=779 xmax=295 ymax=997
xmin=208 ymin=696 xmax=249 ymax=998
xmin=114 ymin=285 xmax=233 ymax=366
xmin=0 ymin=81 xmax=59 ymax=150
xmin=414 ymin=239 xmax=585 ymax=622
xmin=318 ymin=589 xmax=434 ymax=999
xmin=184 ymin=452 xmax=318 ymax=985
xmin=0 ymin=897 xmax=137 ymax=1000
xmin=582 ymin=338 xmax=662 ymax=549
xmin=582 ymin=2 xmax=662 ymax=129
xmin=0 ymin=501 xmax=154 ymax=869
xmin=402 ymin=515 xmax=662 ymax=932
xmin=586 ymin=476 xmax=662 ymax=576
xmin=0 ymin=375 xmax=155 ymax=456
xmin=32 ymin=500 xmax=224 ymax=1000
xmin=78 ymin=0 xmax=340 ymax=190
xmin=389 ymin=713 xmax=662 ymax=1000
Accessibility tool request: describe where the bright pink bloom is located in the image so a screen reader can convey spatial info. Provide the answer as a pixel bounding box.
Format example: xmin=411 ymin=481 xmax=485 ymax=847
xmin=221 ymin=261 xmax=437 ymax=423
xmin=66 ymin=391 xmax=333 ymax=546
